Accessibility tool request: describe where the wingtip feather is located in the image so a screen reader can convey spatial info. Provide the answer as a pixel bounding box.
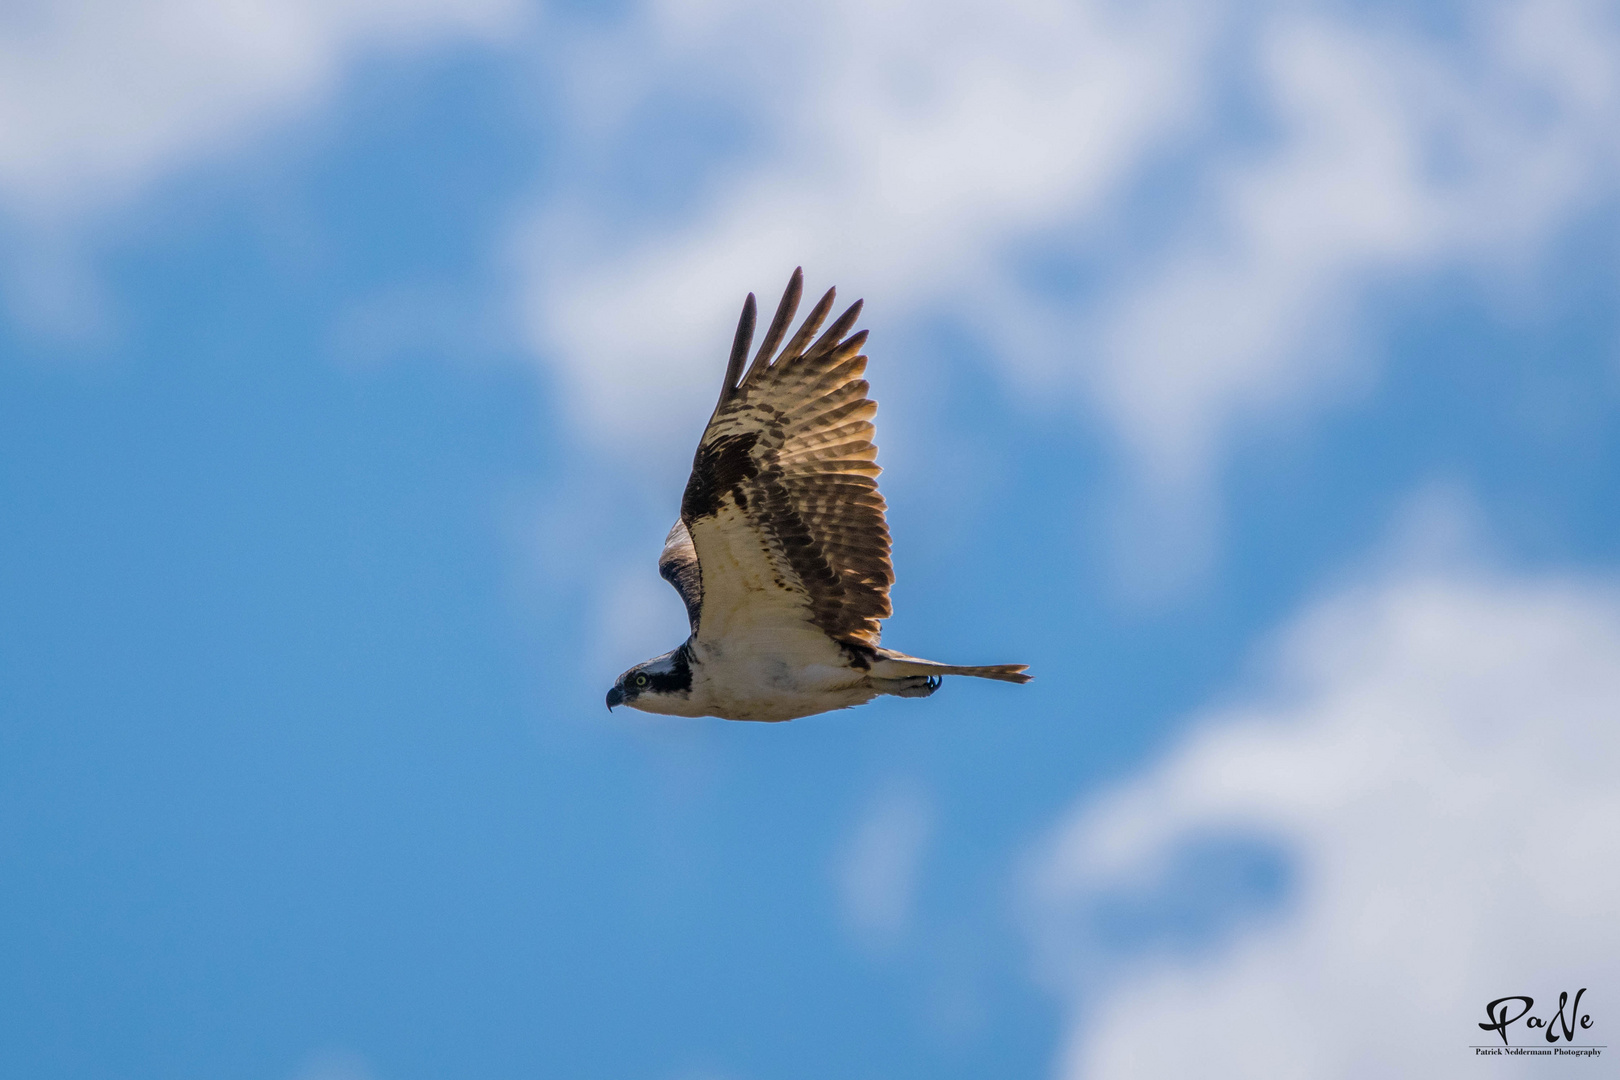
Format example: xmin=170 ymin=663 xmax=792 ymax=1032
xmin=807 ymin=298 xmax=864 ymax=361
xmin=747 ymin=267 xmax=803 ymax=381
xmin=781 ymin=286 xmax=836 ymax=362
xmin=719 ymin=292 xmax=756 ymax=406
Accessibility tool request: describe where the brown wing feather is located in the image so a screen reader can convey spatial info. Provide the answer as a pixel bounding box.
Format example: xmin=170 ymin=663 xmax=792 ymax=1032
xmin=679 ymin=268 xmax=894 ymax=648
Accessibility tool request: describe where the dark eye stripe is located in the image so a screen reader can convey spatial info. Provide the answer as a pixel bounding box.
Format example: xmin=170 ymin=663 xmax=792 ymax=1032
xmin=638 ymin=647 xmax=693 ymax=696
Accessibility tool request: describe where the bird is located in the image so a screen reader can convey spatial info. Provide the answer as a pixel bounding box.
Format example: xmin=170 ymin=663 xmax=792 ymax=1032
xmin=606 ymin=268 xmax=1031 ymax=722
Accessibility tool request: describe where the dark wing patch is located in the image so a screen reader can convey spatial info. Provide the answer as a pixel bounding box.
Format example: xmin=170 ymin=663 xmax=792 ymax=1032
xmin=682 ymin=432 xmax=759 ymax=520
xmin=658 ymin=519 xmax=704 ymax=634
xmin=681 ymin=267 xmax=894 ymax=648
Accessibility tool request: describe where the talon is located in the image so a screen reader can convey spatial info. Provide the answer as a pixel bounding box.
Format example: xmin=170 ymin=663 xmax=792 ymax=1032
xmin=928 ymin=676 xmax=941 ymax=691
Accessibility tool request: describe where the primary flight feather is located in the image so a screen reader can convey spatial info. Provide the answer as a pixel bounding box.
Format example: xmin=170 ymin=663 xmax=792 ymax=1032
xmin=607 ymin=268 xmax=1031 ymax=722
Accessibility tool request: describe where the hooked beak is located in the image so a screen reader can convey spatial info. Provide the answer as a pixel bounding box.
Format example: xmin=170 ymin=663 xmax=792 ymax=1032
xmin=606 ymin=685 xmax=624 ymax=711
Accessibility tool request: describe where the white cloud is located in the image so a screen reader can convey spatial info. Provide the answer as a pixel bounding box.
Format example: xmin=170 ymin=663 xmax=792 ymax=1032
xmin=519 ymin=0 xmax=1210 ymax=448
xmin=1093 ymin=0 xmax=1620 ymax=488
xmin=1024 ymin=546 xmax=1620 ymax=1076
xmin=517 ymin=0 xmax=1620 ymax=586
xmin=836 ymin=780 xmax=934 ymax=952
xmin=0 ymin=0 xmax=521 ymax=218
xmin=0 ymin=0 xmax=524 ymax=337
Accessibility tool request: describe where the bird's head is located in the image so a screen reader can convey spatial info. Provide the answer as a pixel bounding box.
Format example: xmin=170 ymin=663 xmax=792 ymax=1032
xmin=606 ymin=646 xmax=692 ymax=714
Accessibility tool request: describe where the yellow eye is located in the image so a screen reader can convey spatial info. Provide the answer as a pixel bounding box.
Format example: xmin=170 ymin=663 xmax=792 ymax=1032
xmin=634 ymin=674 xmax=648 ymax=687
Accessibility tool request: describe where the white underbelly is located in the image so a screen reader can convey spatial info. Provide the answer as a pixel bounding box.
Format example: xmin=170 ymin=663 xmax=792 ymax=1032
xmin=684 ymin=635 xmax=877 ymax=722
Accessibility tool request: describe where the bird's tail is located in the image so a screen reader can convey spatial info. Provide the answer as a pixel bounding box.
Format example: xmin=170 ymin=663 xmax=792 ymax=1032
xmin=870 ymin=649 xmax=1032 ymax=684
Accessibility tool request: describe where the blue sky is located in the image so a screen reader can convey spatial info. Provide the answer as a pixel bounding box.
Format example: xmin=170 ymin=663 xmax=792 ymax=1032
xmin=3 ymin=2 xmax=1619 ymax=1078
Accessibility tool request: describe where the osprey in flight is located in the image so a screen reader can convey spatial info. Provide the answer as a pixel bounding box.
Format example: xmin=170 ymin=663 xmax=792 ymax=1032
xmin=607 ymin=268 xmax=1031 ymax=722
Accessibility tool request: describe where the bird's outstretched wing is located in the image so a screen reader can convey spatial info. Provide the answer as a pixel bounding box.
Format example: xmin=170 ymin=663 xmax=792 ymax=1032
xmin=658 ymin=519 xmax=703 ymax=634
xmin=668 ymin=267 xmax=893 ymax=648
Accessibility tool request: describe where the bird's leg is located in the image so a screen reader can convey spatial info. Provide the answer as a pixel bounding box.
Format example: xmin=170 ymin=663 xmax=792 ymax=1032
xmin=873 ymin=675 xmax=940 ymax=698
